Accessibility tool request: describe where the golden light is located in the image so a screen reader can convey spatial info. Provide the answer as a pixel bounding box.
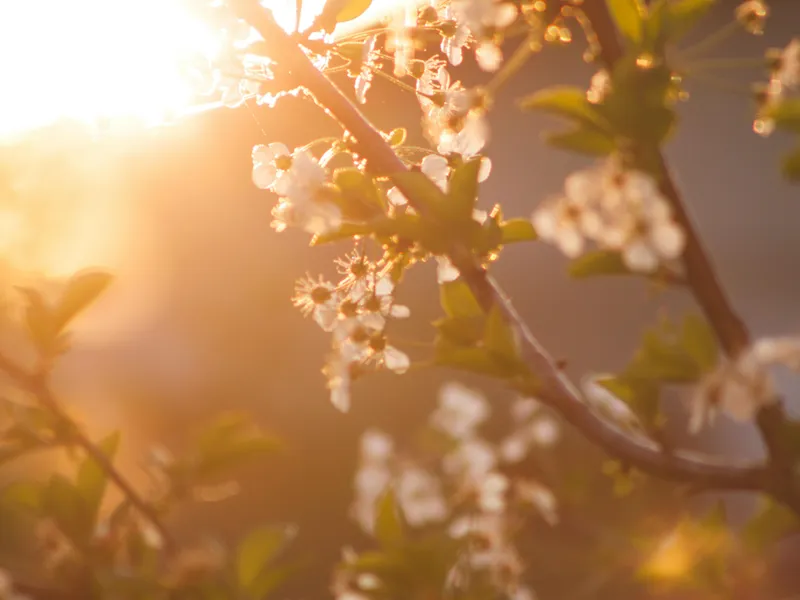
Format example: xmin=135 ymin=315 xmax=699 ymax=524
xmin=641 ymin=530 xmax=693 ymax=580
xmin=0 ymin=0 xmax=403 ymax=140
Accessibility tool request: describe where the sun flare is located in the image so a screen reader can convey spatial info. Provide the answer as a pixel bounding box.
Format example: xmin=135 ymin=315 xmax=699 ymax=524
xmin=0 ymin=0 xmax=399 ymax=139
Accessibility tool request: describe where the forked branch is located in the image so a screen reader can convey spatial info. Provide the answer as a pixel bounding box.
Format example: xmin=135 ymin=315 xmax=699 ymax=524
xmin=228 ymin=0 xmax=800 ymax=515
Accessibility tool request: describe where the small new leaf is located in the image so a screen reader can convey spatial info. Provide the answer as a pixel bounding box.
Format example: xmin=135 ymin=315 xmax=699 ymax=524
xmin=446 ymin=158 xmax=482 ymax=220
xmin=439 ymin=280 xmax=483 ymax=319
xmin=237 ymin=525 xmax=289 ymax=590
xmin=499 ymin=218 xmax=538 ymax=244
xmin=662 ymin=0 xmax=715 ymax=43
xmin=606 ymin=0 xmax=646 ymax=44
xmin=374 ymin=489 xmax=404 ymax=547
xmin=76 ymin=431 xmax=121 ymax=524
xmin=54 ymin=270 xmax=114 ymax=333
xmin=519 ymin=86 xmax=609 ymax=129
xmin=680 ymin=314 xmax=719 ymax=373
xmin=544 ymin=128 xmax=617 ymax=156
xmin=781 ymin=145 xmax=800 ymax=182
xmin=483 ymin=305 xmax=520 ymax=363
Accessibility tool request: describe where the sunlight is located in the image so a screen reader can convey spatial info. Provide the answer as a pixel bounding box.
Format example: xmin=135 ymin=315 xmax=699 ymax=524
xmin=0 ymin=0 xmax=401 ymax=140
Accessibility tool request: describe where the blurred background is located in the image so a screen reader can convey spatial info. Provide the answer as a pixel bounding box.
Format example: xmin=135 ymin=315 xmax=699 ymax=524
xmin=0 ymin=0 xmax=798 ymax=597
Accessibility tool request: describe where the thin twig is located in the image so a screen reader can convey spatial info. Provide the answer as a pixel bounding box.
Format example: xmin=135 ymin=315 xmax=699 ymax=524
xmin=0 ymin=352 xmax=176 ymax=553
xmin=575 ymin=0 xmax=799 ymax=511
xmin=227 ymin=0 xmax=797 ymax=514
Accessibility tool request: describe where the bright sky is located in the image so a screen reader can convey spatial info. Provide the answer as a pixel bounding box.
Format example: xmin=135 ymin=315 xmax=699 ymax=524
xmin=0 ymin=0 xmax=398 ymax=139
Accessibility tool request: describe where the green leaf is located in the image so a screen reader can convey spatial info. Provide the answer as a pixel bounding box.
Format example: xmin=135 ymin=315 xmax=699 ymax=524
xmin=389 ymin=171 xmax=447 ymax=211
xmin=195 ymin=413 xmax=280 ymax=479
xmin=544 ymin=127 xmax=617 ymax=156
xmin=434 ymin=343 xmax=506 ymax=376
xmin=335 ymin=0 xmax=372 ymax=23
xmin=387 ymin=128 xmax=407 ymax=147
xmin=76 ymin=431 xmax=121 ymax=523
xmin=334 ymin=168 xmax=383 ymax=218
xmin=568 ymin=250 xmax=629 ymax=278
xmin=662 ymin=0 xmax=715 ymax=43
xmin=483 ymin=305 xmax=520 ymax=363
xmin=499 ymin=218 xmax=538 ymax=244
xmin=16 ymin=287 xmax=55 ymax=351
xmin=781 ymin=146 xmax=800 ymax=182
xmin=762 ymin=98 xmax=800 ymax=134
xmin=439 ymin=280 xmax=483 ymax=319
xmin=743 ymin=498 xmax=798 ymax=552
xmin=42 ymin=475 xmax=92 ymax=545
xmin=446 ymin=158 xmax=482 ymax=220
xmin=680 ymin=314 xmax=718 ymax=373
xmin=606 ymin=0 xmax=645 ymax=43
xmin=237 ymin=525 xmax=288 ymax=590
xmin=434 ymin=316 xmax=485 ymax=347
xmin=519 ymin=86 xmax=609 ymax=129
xmin=628 ymin=325 xmax=701 ymax=382
xmin=374 ymin=489 xmax=404 ymax=547
xmin=53 ymin=270 xmax=114 ymax=332
xmin=2 ymin=481 xmax=43 ymax=512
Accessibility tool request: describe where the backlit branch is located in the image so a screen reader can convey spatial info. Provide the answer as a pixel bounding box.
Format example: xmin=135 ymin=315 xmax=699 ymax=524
xmin=227 ymin=0 xmax=800 ymax=514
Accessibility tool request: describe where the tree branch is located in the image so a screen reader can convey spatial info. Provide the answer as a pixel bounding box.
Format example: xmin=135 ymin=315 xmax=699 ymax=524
xmin=0 ymin=352 xmax=175 ymax=553
xmin=225 ymin=0 xmax=800 ymax=511
xmin=576 ymin=0 xmax=797 ymax=496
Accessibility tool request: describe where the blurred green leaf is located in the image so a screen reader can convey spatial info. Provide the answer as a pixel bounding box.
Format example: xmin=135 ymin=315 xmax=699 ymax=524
xmin=375 ymin=489 xmax=404 ymax=547
xmin=606 ymin=0 xmax=645 ymax=43
xmin=680 ymin=314 xmax=719 ymax=373
xmin=439 ymin=280 xmax=483 ymax=319
xmin=483 ymin=305 xmax=519 ymax=363
xmin=2 ymin=481 xmax=43 ymax=512
xmin=499 ymin=218 xmax=538 ymax=244
xmin=568 ymin=250 xmax=629 ymax=278
xmin=446 ymin=158 xmax=482 ymax=220
xmin=195 ymin=412 xmax=279 ymax=480
xmin=781 ymin=145 xmax=800 ymax=182
xmin=434 ymin=342 xmax=505 ymax=376
xmin=76 ymin=431 xmax=120 ymax=525
xmin=743 ymin=497 xmax=798 ymax=552
xmin=661 ymin=0 xmax=715 ymax=43
xmin=53 ymin=270 xmax=113 ymax=333
xmin=519 ymin=86 xmax=609 ymax=129
xmin=334 ymin=168 xmax=384 ymax=219
xmin=433 ymin=316 xmax=485 ymax=347
xmin=762 ymin=99 xmax=800 ymax=134
xmin=390 ymin=171 xmax=447 ymax=210
xmin=43 ymin=475 xmax=92 ymax=545
xmin=544 ymin=127 xmax=617 ymax=156
xmin=237 ymin=525 xmax=288 ymax=591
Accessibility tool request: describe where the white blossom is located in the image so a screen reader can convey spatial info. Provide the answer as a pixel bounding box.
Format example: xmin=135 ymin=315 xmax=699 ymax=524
xmin=437 ymin=256 xmax=461 ymax=283
xmin=293 ymin=275 xmax=339 ymax=332
xmin=430 ymin=382 xmax=490 ymax=439
xmin=443 ymin=438 xmax=497 ymax=479
xmin=476 ymin=471 xmax=509 ymax=512
xmin=252 ymin=142 xmax=291 ymax=190
xmin=516 ymin=479 xmax=558 ymax=525
xmin=361 ymin=429 xmax=394 ymax=462
xmin=688 ymin=336 xmax=800 ymax=431
xmin=439 ymin=5 xmax=470 ymax=66
xmin=355 ymin=35 xmax=380 ymax=104
xmin=396 ymin=467 xmax=449 ymax=526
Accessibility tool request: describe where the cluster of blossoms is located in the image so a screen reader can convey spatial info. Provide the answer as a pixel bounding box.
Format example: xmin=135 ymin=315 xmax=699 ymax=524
xmin=690 ymin=335 xmax=800 ymax=432
xmin=532 ymin=158 xmax=686 ymax=273
xmin=252 ymin=142 xmax=342 ymax=235
xmin=292 ymin=251 xmax=411 ymax=413
xmin=346 ymin=383 xmax=560 ymax=600
xmin=756 ymin=36 xmax=800 ymax=134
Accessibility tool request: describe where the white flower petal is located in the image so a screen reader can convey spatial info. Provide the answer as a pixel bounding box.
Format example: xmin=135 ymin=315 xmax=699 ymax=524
xmin=383 ymin=346 xmax=410 ymax=373
xmin=478 ymin=157 xmax=492 ymax=181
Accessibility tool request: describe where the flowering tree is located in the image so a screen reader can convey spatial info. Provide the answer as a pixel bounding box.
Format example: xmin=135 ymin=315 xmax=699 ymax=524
xmin=0 ymin=0 xmax=799 ymax=598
